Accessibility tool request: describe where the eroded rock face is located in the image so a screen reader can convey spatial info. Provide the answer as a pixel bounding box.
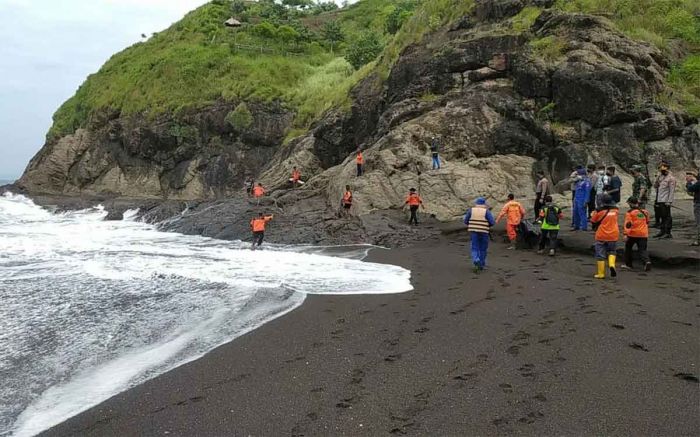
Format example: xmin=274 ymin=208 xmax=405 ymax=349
xmin=18 ymin=0 xmax=698 ymax=244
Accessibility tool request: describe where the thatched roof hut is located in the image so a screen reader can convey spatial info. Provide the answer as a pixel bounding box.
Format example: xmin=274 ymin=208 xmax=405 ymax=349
xmin=224 ymin=18 xmax=242 ymax=27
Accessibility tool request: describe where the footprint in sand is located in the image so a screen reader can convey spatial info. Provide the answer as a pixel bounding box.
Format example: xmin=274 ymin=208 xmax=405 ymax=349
xmin=673 ymin=373 xmax=699 ymax=383
xmin=499 ymin=383 xmax=513 ymax=393
xmin=611 ymin=324 xmax=625 ymax=330
xmin=629 ymin=342 xmax=649 ymax=352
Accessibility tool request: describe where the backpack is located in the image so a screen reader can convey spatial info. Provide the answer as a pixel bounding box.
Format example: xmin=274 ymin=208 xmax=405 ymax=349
xmin=544 ymin=206 xmax=560 ymax=226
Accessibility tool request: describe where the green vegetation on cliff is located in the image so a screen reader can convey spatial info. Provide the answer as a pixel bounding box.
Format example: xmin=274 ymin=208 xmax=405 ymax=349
xmin=49 ymin=0 xmax=700 ymax=142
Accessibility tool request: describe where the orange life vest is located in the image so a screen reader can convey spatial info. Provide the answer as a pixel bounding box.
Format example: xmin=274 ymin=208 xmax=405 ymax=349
xmin=252 ymin=186 xmax=265 ymax=198
xmin=250 ymin=216 xmax=272 ymax=232
xmin=342 ymin=191 xmax=353 ymax=205
xmin=405 ymin=193 xmax=422 ymax=206
xmin=624 ymin=208 xmax=649 ymax=238
xmin=291 ymin=170 xmax=301 ymax=181
xmin=356 ymin=152 xmax=364 ymax=165
xmin=591 ymin=208 xmax=620 ymax=242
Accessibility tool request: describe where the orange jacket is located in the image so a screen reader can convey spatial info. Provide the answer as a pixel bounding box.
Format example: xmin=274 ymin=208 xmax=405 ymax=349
xmin=496 ymin=200 xmax=525 ymax=225
xmin=250 ymin=215 xmax=273 ymax=232
xmin=591 ymin=208 xmax=620 ymax=242
xmin=342 ymin=190 xmax=353 ymax=205
xmin=252 ymin=186 xmax=265 ymax=198
xmin=624 ymin=208 xmax=649 ymax=238
xmin=291 ymin=170 xmax=301 ymax=181
xmin=356 ymin=152 xmax=364 ymax=165
xmin=405 ymin=193 xmax=422 ymax=206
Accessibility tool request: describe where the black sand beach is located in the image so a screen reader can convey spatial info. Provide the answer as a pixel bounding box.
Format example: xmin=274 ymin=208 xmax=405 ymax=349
xmin=43 ymin=223 xmax=699 ymax=436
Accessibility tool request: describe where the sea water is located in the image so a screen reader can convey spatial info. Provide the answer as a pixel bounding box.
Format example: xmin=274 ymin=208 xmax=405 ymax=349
xmin=0 ymin=193 xmax=412 ymax=436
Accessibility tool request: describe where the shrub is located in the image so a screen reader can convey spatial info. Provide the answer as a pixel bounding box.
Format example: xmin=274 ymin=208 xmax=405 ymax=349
xmin=226 ymin=103 xmax=254 ymax=131
xmin=346 ymin=31 xmax=383 ymax=69
xmin=530 ymin=36 xmax=567 ymax=63
xmin=252 ymin=21 xmax=277 ymax=38
xmin=511 ymin=6 xmax=542 ymax=32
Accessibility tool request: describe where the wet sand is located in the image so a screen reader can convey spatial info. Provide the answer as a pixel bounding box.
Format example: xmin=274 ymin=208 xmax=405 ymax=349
xmin=42 ymin=226 xmax=699 ymax=436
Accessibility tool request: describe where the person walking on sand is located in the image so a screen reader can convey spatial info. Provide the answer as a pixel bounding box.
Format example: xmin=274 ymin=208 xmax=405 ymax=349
xmin=572 ymin=167 xmax=591 ymax=231
xmin=534 ymin=171 xmax=550 ymax=222
xmin=686 ymin=170 xmax=700 ymax=246
xmin=404 ymin=188 xmax=424 ymax=225
xmin=567 ymin=165 xmax=582 ymax=228
xmin=538 ymin=195 xmax=564 ymax=256
xmin=356 ymin=149 xmax=364 ymax=177
xmin=289 ymin=166 xmax=304 ymax=187
xmin=594 ymin=165 xmax=609 ymax=209
xmin=653 ymin=162 xmax=677 ymax=239
xmin=590 ymin=194 xmax=620 ymax=279
xmin=430 ymin=137 xmax=441 ymax=170
xmin=464 ymin=197 xmax=496 ymax=273
xmin=250 ymin=212 xmax=274 ymax=250
xmin=341 ymin=184 xmax=353 ymax=215
xmin=621 ymin=197 xmax=651 ymax=272
xmin=496 ymin=193 xmax=525 ymax=250
xmin=631 ymin=165 xmax=650 ymax=209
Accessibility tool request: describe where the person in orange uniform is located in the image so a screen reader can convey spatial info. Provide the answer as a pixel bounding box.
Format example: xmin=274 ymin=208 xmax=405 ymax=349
xmin=404 ymin=188 xmax=424 ymax=225
xmin=341 ymin=185 xmax=353 ymax=214
xmin=289 ymin=166 xmax=304 ymax=187
xmin=622 ymin=196 xmax=651 ymax=272
xmin=252 ymin=182 xmax=265 ymax=205
xmin=356 ymin=149 xmax=364 ymax=177
xmin=590 ymin=194 xmax=620 ymax=279
xmin=496 ymin=193 xmax=526 ymax=250
xmin=250 ymin=212 xmax=274 ymax=250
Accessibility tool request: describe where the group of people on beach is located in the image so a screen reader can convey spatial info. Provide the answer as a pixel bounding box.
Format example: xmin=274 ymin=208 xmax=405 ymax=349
xmin=464 ymin=161 xmax=700 ymax=276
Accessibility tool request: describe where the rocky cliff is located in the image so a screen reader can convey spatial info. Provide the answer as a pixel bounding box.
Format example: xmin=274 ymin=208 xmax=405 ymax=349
xmin=16 ymin=0 xmax=700 ymax=244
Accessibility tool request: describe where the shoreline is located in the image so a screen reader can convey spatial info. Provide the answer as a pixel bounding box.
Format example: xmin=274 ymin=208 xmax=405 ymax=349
xmin=40 ymin=232 xmax=699 ymax=436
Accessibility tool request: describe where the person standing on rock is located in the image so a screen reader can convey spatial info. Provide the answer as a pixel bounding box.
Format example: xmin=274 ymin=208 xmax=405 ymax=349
xmin=341 ymin=185 xmax=353 ymax=215
xmin=496 ymin=193 xmax=525 ymax=250
xmin=404 ymin=188 xmax=424 ymax=225
xmin=621 ymin=197 xmax=651 ymax=272
xmin=572 ymin=167 xmax=591 ymax=231
xmin=534 ymin=171 xmax=550 ymax=222
xmin=686 ymin=170 xmax=700 ymax=246
xmin=590 ymin=194 xmax=620 ymax=279
xmin=631 ymin=165 xmax=650 ymax=209
xmin=356 ymin=149 xmax=364 ymax=177
xmin=604 ymin=166 xmax=622 ymax=204
xmin=538 ymin=195 xmax=564 ymax=256
xmin=250 ymin=212 xmax=274 ymax=250
xmin=289 ymin=166 xmax=304 ymax=187
xmin=653 ymin=162 xmax=677 ymax=239
xmin=464 ymin=197 xmax=496 ymax=272
xmin=430 ymin=137 xmax=441 ymax=170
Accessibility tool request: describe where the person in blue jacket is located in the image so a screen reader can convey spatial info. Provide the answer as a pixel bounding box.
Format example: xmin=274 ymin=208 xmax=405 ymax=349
xmin=464 ymin=197 xmax=496 ymax=273
xmin=573 ymin=167 xmax=592 ymax=231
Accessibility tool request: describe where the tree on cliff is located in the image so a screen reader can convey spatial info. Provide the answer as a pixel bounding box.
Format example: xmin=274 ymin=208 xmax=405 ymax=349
xmin=322 ymin=20 xmax=344 ymax=53
xmin=346 ymin=32 xmax=382 ymax=69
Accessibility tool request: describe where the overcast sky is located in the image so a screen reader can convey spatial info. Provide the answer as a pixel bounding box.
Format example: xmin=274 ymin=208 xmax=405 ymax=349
xmin=0 ymin=0 xmax=211 ymax=179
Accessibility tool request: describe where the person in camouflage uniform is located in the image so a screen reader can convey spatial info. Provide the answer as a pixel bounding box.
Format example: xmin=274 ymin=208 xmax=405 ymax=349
xmin=631 ymin=165 xmax=651 ymax=209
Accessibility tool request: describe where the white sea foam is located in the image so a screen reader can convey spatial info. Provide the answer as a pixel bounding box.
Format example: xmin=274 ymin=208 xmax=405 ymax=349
xmin=0 ymin=193 xmax=412 ymax=437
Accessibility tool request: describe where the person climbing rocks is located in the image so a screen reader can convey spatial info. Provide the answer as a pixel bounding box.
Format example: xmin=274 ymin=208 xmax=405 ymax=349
xmin=538 ymin=195 xmax=564 ymax=256
xmin=356 ymin=149 xmax=364 ymax=177
xmin=252 ymin=182 xmax=266 ymax=205
xmin=463 ymin=197 xmax=496 ymax=273
xmin=496 ymin=193 xmax=525 ymax=250
xmin=289 ymin=166 xmax=304 ymax=187
xmin=604 ymin=166 xmax=623 ymax=204
xmin=653 ymin=162 xmax=677 ymax=239
xmin=621 ymin=196 xmax=651 ymax=272
xmin=250 ymin=212 xmax=274 ymax=250
xmin=341 ymin=184 xmax=353 ymax=214
xmin=631 ymin=165 xmax=650 ymax=209
xmin=590 ymin=194 xmax=620 ymax=279
xmin=534 ymin=171 xmax=550 ymax=222
xmin=572 ymin=167 xmax=591 ymax=231
xmin=686 ymin=170 xmax=700 ymax=246
xmin=430 ymin=137 xmax=440 ymax=170
xmin=404 ymin=188 xmax=424 ymax=225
